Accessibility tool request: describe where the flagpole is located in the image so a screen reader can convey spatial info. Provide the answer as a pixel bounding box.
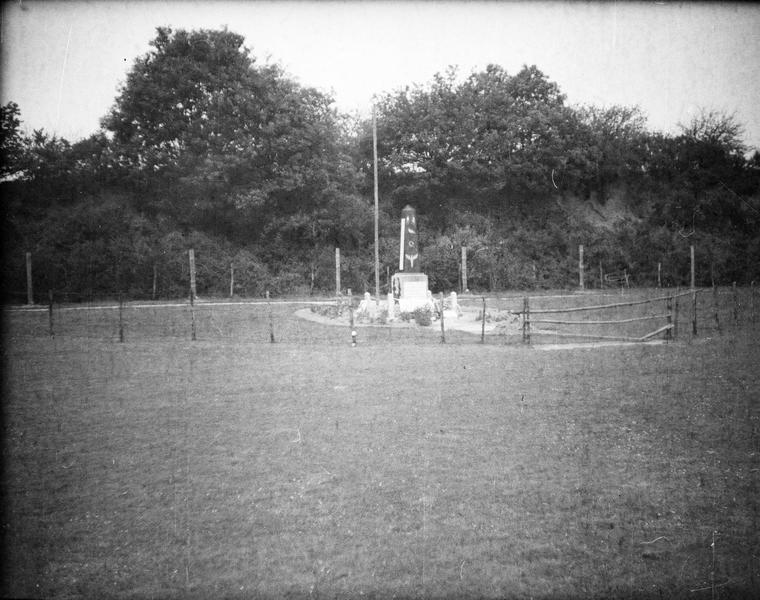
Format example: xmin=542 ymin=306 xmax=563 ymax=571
xmin=373 ymin=103 xmax=380 ymax=305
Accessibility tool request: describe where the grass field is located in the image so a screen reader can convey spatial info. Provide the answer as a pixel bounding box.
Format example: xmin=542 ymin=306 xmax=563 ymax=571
xmin=2 ymin=296 xmax=759 ymax=599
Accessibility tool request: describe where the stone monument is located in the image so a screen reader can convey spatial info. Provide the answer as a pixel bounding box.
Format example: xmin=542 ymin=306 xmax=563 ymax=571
xmin=391 ymin=205 xmax=431 ymax=313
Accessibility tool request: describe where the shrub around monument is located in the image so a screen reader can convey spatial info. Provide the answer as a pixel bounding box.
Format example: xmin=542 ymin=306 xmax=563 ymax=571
xmin=413 ymin=306 xmax=432 ymax=326
xmin=399 ymin=306 xmax=432 ymax=326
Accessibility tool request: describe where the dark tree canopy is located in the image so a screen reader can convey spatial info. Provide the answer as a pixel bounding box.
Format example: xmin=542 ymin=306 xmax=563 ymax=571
xmin=101 ymin=26 xmax=365 ymax=248
xmin=1 ymin=102 xmax=25 ymax=178
xmin=2 ymin=28 xmax=759 ymax=300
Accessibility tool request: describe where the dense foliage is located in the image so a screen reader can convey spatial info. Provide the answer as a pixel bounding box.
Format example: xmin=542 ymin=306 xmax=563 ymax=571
xmin=2 ymin=28 xmax=759 ymax=302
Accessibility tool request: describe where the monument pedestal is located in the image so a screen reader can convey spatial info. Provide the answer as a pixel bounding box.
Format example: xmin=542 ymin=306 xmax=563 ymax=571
xmin=392 ymin=272 xmax=430 ymax=312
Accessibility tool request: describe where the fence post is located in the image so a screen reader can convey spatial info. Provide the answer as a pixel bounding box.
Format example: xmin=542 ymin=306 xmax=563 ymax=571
xmin=26 ymin=252 xmax=33 ymax=305
xmin=335 ymin=248 xmax=341 ymax=296
xmin=267 ymin=290 xmax=275 ymax=343
xmin=599 ymin=261 xmax=604 ymax=290
xmin=48 ymin=290 xmax=54 ymax=338
xmin=229 ymin=262 xmax=234 ymax=298
xmin=690 ymin=245 xmax=695 ymax=290
xmin=349 ymin=294 xmax=355 ymax=346
xmin=335 ymin=248 xmax=340 ymax=296
xmin=461 ymin=246 xmax=468 ymax=293
xmin=189 ymin=284 xmax=197 ymax=341
xmin=522 ymin=296 xmax=531 ymax=344
xmin=440 ymin=292 xmax=446 ymax=343
xmin=733 ymin=281 xmax=738 ymax=325
xmin=578 ymin=244 xmax=584 ymax=290
xmin=152 ymin=263 xmax=158 ymax=300
xmin=481 ymin=296 xmax=486 ymax=343
xmin=673 ymin=289 xmax=679 ymax=339
xmin=692 ymin=288 xmax=698 ymax=336
xmin=713 ymin=284 xmax=721 ymax=334
xmin=666 ymin=295 xmax=673 ymax=341
xmin=657 ymin=262 xmax=662 ymax=288
xmin=188 ymin=249 xmax=197 ymax=301
xmin=118 ymin=292 xmax=125 ymax=343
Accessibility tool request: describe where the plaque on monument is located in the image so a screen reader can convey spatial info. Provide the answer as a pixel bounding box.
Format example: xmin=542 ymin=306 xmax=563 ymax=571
xmin=399 ymin=205 xmax=420 ymax=272
xmin=392 ymin=205 xmax=430 ymax=313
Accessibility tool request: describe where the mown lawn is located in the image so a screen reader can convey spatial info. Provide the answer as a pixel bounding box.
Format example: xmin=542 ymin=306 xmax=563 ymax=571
xmin=1 ymin=305 xmax=759 ymax=598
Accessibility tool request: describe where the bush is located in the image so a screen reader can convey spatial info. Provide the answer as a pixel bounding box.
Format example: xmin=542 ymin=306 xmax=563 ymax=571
xmin=411 ymin=306 xmax=432 ymax=326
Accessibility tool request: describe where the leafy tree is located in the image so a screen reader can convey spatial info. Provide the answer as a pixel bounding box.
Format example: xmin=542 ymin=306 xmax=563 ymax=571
xmin=0 ymin=102 xmax=24 ymax=179
xmin=576 ymin=105 xmax=649 ymax=202
xmin=644 ymin=111 xmax=753 ymax=238
xmin=102 ymin=26 xmax=355 ymax=248
xmin=366 ymin=65 xmax=582 ymax=230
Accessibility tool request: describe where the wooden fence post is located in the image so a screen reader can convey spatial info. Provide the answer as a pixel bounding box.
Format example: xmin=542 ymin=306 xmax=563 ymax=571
xmin=440 ymin=292 xmax=446 ymax=344
xmin=599 ymin=261 xmax=604 ymax=290
xmin=666 ymin=295 xmax=673 ymax=341
xmin=713 ymin=284 xmax=721 ymax=334
xmin=118 ymin=292 xmax=125 ymax=343
xmin=335 ymin=248 xmax=341 ymax=296
xmin=348 ymin=294 xmax=356 ymax=345
xmin=267 ymin=290 xmax=275 ymax=343
xmin=152 ymin=263 xmax=158 ymax=300
xmin=461 ymin=246 xmax=468 ymax=293
xmin=522 ymin=296 xmax=531 ymax=344
xmin=733 ymin=281 xmax=738 ymax=324
xmin=229 ymin=262 xmax=234 ymax=298
xmin=690 ymin=245 xmax=695 ymax=290
xmin=657 ymin=262 xmax=662 ymax=288
xmin=692 ymin=288 xmax=698 ymax=336
xmin=48 ymin=290 xmax=54 ymax=338
xmin=673 ymin=289 xmax=679 ymax=339
xmin=578 ymin=245 xmax=584 ymax=290
xmin=189 ymin=284 xmax=196 ymax=341
xmin=188 ymin=249 xmax=197 ymax=301
xmin=481 ymin=296 xmax=486 ymax=343
xmin=26 ymin=252 xmax=33 ymax=305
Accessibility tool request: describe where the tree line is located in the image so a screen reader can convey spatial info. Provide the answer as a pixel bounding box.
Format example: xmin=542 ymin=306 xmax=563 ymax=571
xmin=2 ymin=27 xmax=759 ymax=302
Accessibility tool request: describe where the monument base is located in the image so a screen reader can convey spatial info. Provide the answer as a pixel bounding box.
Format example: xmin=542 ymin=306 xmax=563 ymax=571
xmin=391 ymin=272 xmax=430 ymax=313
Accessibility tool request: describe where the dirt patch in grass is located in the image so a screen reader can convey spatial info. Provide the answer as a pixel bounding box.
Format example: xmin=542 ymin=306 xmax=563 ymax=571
xmin=2 ymin=307 xmax=759 ymax=598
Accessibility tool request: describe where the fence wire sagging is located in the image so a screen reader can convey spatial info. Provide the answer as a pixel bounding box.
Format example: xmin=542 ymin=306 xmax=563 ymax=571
xmin=524 ymin=294 xmax=675 ymax=343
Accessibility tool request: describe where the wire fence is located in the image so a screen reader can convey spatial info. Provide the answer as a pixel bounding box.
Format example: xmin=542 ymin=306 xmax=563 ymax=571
xmin=4 ymin=285 xmax=757 ymax=347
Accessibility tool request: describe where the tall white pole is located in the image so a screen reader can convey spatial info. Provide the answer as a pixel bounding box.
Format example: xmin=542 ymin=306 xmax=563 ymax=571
xmin=373 ymin=104 xmax=380 ymax=304
xmin=399 ymin=219 xmax=405 ymax=271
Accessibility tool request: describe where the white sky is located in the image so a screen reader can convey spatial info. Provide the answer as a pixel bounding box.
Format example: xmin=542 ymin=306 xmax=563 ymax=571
xmin=1 ymin=1 xmax=759 ymax=151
